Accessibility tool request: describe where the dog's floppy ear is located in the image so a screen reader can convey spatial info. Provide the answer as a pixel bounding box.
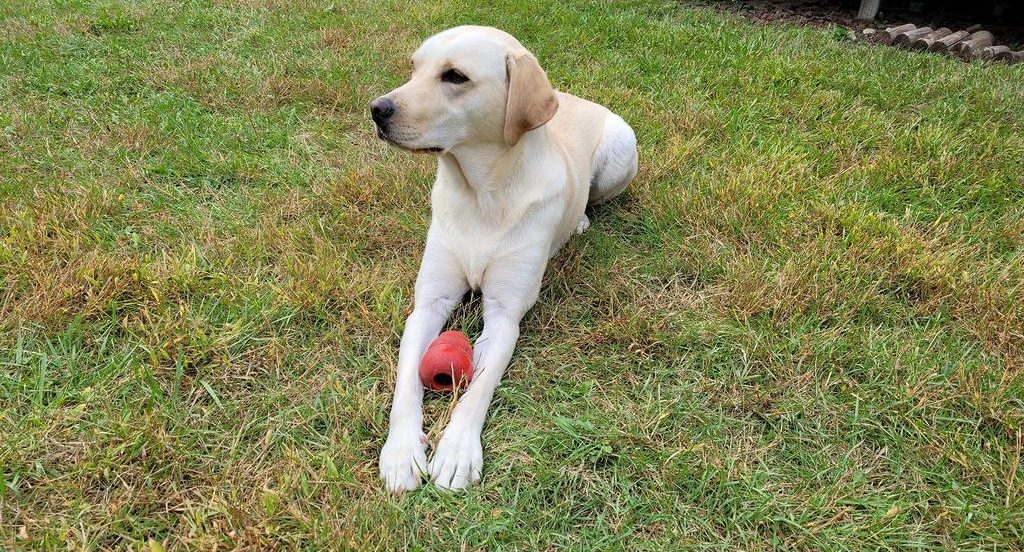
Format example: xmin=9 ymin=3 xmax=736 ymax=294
xmin=504 ymin=52 xmax=558 ymax=146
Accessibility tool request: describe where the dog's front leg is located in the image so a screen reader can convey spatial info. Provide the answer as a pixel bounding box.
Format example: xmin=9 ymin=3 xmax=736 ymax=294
xmin=429 ymin=252 xmax=544 ymax=490
xmin=380 ymin=246 xmax=467 ymax=493
xmin=428 ymin=297 xmax=522 ymax=490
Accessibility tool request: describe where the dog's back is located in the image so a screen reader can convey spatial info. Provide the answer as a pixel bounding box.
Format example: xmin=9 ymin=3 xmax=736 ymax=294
xmin=547 ymin=92 xmax=611 ymax=176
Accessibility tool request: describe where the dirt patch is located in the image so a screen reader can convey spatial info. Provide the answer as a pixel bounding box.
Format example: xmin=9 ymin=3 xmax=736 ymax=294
xmin=698 ymin=0 xmax=1024 ymax=47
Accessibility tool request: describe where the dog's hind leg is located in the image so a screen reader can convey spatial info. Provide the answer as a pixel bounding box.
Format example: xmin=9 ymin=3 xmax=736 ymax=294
xmin=588 ymin=113 xmax=638 ymax=205
xmin=575 ymin=214 xmax=590 ymax=235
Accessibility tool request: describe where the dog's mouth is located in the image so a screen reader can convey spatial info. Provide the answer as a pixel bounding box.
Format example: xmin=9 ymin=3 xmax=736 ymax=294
xmin=376 ymin=127 xmax=443 ymax=154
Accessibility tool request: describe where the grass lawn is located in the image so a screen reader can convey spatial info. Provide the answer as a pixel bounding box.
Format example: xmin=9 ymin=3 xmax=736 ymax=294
xmin=2 ymin=0 xmax=1023 ymax=549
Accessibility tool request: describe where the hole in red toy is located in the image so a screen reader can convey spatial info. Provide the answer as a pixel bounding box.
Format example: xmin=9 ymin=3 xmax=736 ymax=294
xmin=433 ymin=372 xmax=453 ymax=387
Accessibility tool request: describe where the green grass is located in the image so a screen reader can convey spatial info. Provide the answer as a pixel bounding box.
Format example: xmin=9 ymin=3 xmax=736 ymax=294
xmin=1 ymin=0 xmax=1022 ymax=549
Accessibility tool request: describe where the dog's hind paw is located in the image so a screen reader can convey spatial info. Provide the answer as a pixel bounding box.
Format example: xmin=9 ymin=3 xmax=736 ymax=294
xmin=575 ymin=215 xmax=590 ymax=235
xmin=379 ymin=431 xmax=427 ymax=493
xmin=428 ymin=426 xmax=483 ymax=490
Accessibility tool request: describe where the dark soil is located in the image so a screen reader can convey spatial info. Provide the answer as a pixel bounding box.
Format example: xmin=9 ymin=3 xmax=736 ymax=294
xmin=697 ymin=0 xmax=1024 ymax=48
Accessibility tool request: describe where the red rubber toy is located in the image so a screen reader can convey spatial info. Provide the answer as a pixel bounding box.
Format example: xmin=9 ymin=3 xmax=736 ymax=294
xmin=419 ymin=331 xmax=474 ymax=391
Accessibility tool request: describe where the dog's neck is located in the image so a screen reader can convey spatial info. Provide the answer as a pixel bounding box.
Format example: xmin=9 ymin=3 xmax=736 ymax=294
xmin=439 ymin=127 xmax=547 ymax=196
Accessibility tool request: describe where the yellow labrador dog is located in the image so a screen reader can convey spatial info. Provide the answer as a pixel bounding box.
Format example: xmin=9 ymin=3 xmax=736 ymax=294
xmin=371 ymin=25 xmax=637 ymax=492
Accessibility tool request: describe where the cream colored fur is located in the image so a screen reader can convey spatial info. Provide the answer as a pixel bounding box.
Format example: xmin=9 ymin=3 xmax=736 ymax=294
xmin=372 ymin=25 xmax=638 ymax=492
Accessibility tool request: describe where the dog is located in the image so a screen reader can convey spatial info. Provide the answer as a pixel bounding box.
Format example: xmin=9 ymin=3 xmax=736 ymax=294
xmin=371 ymin=25 xmax=638 ymax=492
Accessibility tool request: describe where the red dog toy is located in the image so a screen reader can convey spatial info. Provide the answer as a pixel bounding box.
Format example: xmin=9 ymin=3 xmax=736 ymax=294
xmin=419 ymin=331 xmax=474 ymax=391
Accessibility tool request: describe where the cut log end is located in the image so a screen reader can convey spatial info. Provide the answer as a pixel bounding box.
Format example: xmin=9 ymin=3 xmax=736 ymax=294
xmin=954 ymin=31 xmax=995 ymax=59
xmin=930 ymin=30 xmax=970 ymax=53
xmin=993 ymin=49 xmax=1024 ymax=63
xmin=894 ymin=27 xmax=933 ymax=48
xmin=976 ymin=45 xmax=1012 ymax=60
xmin=872 ymin=23 xmax=916 ymax=45
xmin=911 ymin=28 xmax=951 ymax=50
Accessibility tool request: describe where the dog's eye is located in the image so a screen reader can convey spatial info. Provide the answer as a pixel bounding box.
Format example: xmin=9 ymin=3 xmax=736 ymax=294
xmin=440 ymin=69 xmax=469 ymax=84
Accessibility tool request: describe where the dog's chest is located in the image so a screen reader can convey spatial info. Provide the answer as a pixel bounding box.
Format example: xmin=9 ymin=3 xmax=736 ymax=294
xmin=432 ymin=185 xmax=565 ymax=291
xmin=435 ymin=206 xmax=527 ymax=290
xmin=444 ymin=224 xmax=503 ymax=290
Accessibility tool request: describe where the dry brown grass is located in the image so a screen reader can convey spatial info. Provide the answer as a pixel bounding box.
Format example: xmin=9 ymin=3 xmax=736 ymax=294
xmin=2 ymin=0 xmax=1022 ymax=549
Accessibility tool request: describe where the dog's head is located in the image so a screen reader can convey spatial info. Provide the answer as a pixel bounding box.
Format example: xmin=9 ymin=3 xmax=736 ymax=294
xmin=369 ymin=26 xmax=558 ymax=154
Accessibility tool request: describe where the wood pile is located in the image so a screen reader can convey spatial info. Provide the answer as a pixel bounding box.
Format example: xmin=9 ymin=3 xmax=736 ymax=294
xmin=860 ymin=24 xmax=1022 ymax=64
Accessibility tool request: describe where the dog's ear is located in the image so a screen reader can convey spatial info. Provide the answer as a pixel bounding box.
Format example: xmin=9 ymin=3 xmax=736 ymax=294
xmin=504 ymin=52 xmax=558 ymax=146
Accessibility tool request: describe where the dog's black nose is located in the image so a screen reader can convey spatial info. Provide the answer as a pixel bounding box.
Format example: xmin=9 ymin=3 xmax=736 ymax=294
xmin=370 ymin=97 xmax=396 ymax=124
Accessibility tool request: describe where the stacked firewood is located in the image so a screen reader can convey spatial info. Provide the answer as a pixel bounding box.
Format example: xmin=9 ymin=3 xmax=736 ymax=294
xmin=860 ymin=24 xmax=1023 ymax=63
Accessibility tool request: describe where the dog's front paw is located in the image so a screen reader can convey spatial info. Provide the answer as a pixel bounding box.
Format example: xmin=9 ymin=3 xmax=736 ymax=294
xmin=379 ymin=431 xmax=427 ymax=493
xmin=428 ymin=426 xmax=483 ymax=490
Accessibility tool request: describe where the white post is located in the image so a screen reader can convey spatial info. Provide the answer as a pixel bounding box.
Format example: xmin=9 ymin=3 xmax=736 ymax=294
xmin=857 ymin=0 xmax=880 ymax=20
